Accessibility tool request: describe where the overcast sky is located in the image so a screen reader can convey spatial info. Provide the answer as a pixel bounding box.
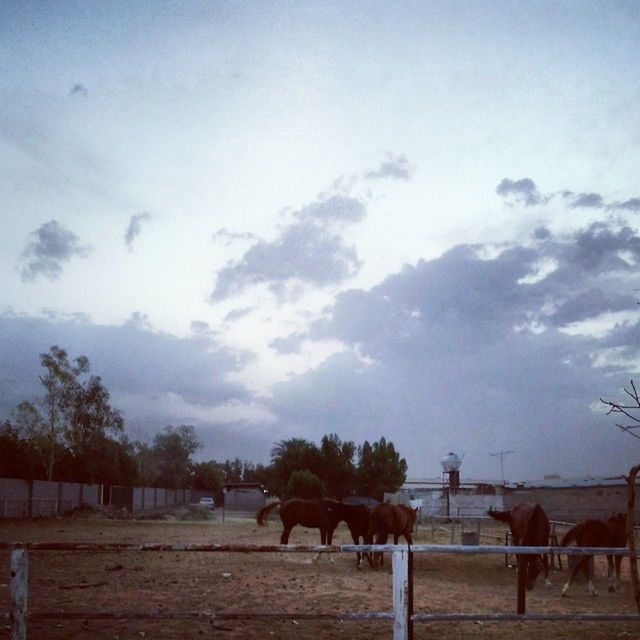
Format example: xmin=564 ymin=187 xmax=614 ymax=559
xmin=2 ymin=1 xmax=640 ymax=482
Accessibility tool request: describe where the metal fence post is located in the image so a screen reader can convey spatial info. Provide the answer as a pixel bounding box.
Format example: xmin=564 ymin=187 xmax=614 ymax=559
xmin=10 ymin=547 xmax=28 ymax=640
xmin=392 ymin=548 xmax=413 ymax=640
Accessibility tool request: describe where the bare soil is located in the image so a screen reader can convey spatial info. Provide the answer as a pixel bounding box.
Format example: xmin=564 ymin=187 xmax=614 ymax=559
xmin=1 ymin=510 xmax=639 ymax=639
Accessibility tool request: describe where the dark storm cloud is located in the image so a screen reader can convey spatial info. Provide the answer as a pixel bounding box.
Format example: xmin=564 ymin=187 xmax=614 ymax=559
xmin=496 ymin=178 xmax=543 ymax=206
xmin=268 ymin=217 xmax=640 ymax=479
xmin=549 ymin=289 xmax=636 ymax=326
xmin=124 ymin=212 xmax=152 ymax=250
xmin=20 ymin=220 xmax=91 ymax=281
xmin=209 ymin=193 xmax=367 ymax=302
xmin=364 ymin=153 xmax=414 ymax=181
xmin=210 ymin=220 xmax=362 ymax=301
xmin=0 ymin=312 xmax=255 ymax=428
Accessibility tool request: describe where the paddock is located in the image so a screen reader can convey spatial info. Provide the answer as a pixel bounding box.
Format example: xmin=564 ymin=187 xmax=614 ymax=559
xmin=1 ymin=514 xmax=639 ymax=639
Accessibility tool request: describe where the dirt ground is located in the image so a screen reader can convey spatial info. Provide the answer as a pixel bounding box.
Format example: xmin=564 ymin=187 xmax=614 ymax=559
xmin=1 ymin=509 xmax=639 ymax=640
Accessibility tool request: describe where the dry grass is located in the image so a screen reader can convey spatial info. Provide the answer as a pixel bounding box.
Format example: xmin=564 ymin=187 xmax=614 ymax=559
xmin=0 ymin=514 xmax=639 ymax=639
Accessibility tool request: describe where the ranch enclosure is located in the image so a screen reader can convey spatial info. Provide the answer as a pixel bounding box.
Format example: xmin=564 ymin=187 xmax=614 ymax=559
xmin=1 ymin=510 xmax=640 ymax=640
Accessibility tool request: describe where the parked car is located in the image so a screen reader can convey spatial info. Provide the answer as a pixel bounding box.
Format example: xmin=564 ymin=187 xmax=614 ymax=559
xmin=197 ymin=497 xmax=215 ymax=509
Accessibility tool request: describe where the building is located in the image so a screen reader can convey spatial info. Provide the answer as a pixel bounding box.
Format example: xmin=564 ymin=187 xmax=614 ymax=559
xmin=223 ymin=483 xmax=268 ymax=512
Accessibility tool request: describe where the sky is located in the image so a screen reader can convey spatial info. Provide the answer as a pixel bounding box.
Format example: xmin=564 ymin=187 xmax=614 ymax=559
xmin=1 ymin=1 xmax=640 ymax=482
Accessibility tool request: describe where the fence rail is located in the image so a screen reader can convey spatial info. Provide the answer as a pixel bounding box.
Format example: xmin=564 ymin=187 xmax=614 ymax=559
xmin=2 ymin=542 xmax=639 ymax=640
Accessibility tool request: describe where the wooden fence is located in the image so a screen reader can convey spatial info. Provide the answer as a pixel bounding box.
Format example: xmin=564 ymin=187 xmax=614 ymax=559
xmin=2 ymin=542 xmax=639 ymax=640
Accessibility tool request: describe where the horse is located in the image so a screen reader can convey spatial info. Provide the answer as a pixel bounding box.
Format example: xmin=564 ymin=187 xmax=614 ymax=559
xmin=560 ymin=513 xmax=627 ymax=597
xmin=487 ymin=502 xmax=551 ymax=590
xmin=367 ymin=503 xmax=417 ymax=569
xmin=330 ymin=501 xmax=374 ymax=568
xmin=256 ymin=498 xmax=339 ymax=546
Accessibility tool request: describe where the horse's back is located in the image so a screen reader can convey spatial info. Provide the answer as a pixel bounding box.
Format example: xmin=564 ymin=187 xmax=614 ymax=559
xmin=281 ymin=498 xmax=332 ymax=528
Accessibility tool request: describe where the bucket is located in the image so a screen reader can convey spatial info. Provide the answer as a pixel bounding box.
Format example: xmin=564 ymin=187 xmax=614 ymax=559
xmin=461 ymin=531 xmax=479 ymax=545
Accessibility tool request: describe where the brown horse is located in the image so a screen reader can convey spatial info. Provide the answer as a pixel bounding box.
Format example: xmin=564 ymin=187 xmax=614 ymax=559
xmin=368 ymin=503 xmax=417 ymax=569
xmin=488 ymin=502 xmax=551 ymax=590
xmin=330 ymin=501 xmax=374 ymax=568
xmin=256 ymin=498 xmax=339 ymax=545
xmin=560 ymin=513 xmax=626 ymax=597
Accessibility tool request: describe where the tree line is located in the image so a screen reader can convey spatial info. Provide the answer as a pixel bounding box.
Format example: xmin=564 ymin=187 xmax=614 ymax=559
xmin=1 ymin=346 xmax=407 ymax=501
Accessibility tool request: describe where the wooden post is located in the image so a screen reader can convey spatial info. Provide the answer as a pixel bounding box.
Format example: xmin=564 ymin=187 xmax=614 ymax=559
xmin=10 ymin=547 xmax=27 ymax=640
xmin=627 ymin=464 xmax=640 ymax=613
xmin=392 ymin=548 xmax=413 ymax=640
xmin=516 ymin=553 xmax=526 ymax=615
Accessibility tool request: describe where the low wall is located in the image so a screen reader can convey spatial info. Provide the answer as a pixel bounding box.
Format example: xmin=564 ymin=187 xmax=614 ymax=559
xmin=0 ymin=478 xmax=191 ymax=518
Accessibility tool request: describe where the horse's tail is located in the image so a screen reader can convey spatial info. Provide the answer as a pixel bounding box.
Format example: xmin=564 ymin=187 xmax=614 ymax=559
xmin=487 ymin=508 xmax=511 ymax=524
xmin=561 ymin=523 xmax=584 ymax=547
xmin=256 ymin=501 xmax=281 ymax=526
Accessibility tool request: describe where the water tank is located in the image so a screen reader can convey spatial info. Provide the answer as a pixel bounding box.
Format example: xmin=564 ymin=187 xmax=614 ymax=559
xmin=440 ymin=452 xmax=463 ymax=472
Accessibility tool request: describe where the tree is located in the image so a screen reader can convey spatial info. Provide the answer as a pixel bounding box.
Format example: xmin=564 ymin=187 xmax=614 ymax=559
xmin=152 ymin=425 xmax=201 ymax=489
xmin=0 ymin=420 xmax=39 ymax=479
xmin=601 ymin=380 xmax=640 ymax=439
xmin=193 ymin=461 xmax=226 ymax=502
xmin=319 ymin=433 xmax=356 ymax=498
xmin=355 ymin=437 xmax=407 ymax=501
xmin=601 ymin=380 xmax=640 ymax=612
xmin=12 ymin=345 xmax=125 ymax=482
xmin=270 ymin=438 xmax=322 ymax=496
xmin=66 ymin=374 xmax=124 ymax=482
xmin=283 ymin=469 xmax=326 ymax=500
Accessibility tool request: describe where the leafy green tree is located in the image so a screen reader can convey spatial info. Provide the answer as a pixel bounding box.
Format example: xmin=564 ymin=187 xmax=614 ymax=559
xmin=0 ymin=420 xmax=39 ymax=479
xmin=193 ymin=461 xmax=226 ymax=501
xmin=356 ymin=437 xmax=407 ymax=501
xmin=132 ymin=441 xmax=158 ymax=486
xmin=12 ymin=345 xmax=125 ymax=482
xmin=66 ymin=374 xmax=124 ymax=482
xmin=270 ymin=437 xmax=322 ymax=496
xmin=13 ymin=346 xmax=87 ymax=480
xmin=223 ymin=458 xmax=244 ymax=483
xmin=319 ymin=433 xmax=356 ymax=498
xmin=283 ymin=469 xmax=326 ymax=500
xmin=152 ymin=425 xmax=201 ymax=489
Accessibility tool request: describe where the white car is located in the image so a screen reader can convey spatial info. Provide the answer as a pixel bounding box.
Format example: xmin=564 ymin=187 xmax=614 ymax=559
xmin=197 ymin=497 xmax=215 ymax=509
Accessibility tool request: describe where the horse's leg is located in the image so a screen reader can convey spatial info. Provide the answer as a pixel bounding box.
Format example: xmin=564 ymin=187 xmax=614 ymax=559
xmin=615 ymin=555 xmax=623 ymax=592
xmin=562 ymin=555 xmax=589 ymax=596
xmin=281 ymin=524 xmax=293 ymax=545
xmin=586 ymin=554 xmax=597 ymax=596
xmin=375 ymin=532 xmax=388 ymax=569
xmin=312 ymin=528 xmax=326 ymax=563
xmin=542 ymin=553 xmax=551 ymax=587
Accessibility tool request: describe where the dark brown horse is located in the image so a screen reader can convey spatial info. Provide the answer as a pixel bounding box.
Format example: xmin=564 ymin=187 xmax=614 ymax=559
xmin=330 ymin=501 xmax=374 ymax=568
xmin=256 ymin=498 xmax=339 ymax=545
xmin=368 ymin=503 xmax=417 ymax=569
xmin=488 ymin=502 xmax=551 ymax=590
xmin=560 ymin=513 xmax=626 ymax=596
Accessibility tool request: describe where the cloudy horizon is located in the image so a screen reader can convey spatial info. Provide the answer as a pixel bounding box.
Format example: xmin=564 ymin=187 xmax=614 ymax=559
xmin=2 ymin=1 xmax=640 ymax=482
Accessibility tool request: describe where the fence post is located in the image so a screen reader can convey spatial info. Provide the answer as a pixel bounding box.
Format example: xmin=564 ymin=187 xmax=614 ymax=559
xmin=392 ymin=548 xmax=413 ymax=640
xmin=10 ymin=547 xmax=28 ymax=640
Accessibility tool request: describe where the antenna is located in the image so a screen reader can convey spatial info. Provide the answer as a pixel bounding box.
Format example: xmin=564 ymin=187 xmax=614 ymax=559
xmin=490 ymin=450 xmax=514 ymax=484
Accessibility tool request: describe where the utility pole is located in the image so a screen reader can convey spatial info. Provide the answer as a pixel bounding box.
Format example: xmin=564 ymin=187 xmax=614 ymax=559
xmin=490 ymin=450 xmax=514 ymax=484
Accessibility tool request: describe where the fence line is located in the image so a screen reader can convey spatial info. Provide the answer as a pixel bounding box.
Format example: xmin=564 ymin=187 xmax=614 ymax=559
xmin=2 ymin=542 xmax=639 ymax=640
